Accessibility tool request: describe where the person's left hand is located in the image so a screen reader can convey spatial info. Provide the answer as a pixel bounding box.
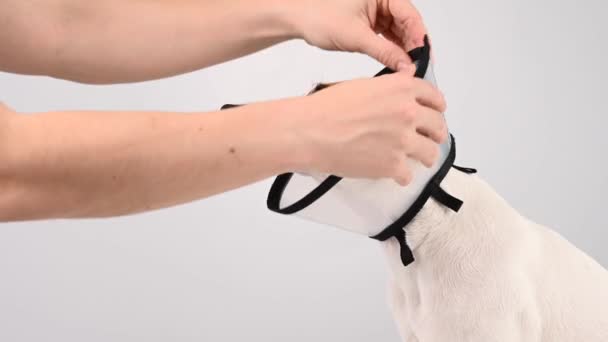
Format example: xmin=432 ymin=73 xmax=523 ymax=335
xmin=289 ymin=0 xmax=428 ymax=71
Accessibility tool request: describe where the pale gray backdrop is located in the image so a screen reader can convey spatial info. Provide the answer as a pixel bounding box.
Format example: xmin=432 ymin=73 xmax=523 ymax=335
xmin=0 ymin=0 xmax=606 ymax=341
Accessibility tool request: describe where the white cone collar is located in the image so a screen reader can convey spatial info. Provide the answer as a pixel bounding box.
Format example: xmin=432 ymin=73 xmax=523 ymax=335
xmin=264 ymin=37 xmax=451 ymax=235
xmin=222 ymin=36 xmax=478 ymax=266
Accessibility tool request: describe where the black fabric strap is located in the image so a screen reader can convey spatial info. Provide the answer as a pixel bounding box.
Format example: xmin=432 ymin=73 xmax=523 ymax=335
xmin=430 ymin=182 xmax=463 ymax=212
xmin=394 ymin=229 xmax=415 ymax=266
xmin=453 ymin=164 xmax=477 ymax=174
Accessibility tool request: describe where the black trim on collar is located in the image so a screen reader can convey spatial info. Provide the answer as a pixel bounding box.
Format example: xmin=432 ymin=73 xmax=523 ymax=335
xmin=266 ymin=174 xmax=341 ymax=215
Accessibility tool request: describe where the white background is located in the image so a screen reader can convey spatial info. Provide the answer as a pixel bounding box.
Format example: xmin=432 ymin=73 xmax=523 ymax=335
xmin=1 ymin=0 xmax=606 ymax=341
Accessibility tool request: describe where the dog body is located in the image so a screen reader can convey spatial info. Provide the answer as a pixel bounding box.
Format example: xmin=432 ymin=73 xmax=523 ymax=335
xmin=382 ymin=169 xmax=608 ymax=341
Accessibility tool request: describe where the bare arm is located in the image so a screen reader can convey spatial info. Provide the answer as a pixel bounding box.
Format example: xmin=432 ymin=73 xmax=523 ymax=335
xmin=0 ymin=70 xmax=447 ymax=222
xmin=0 ymin=0 xmax=430 ymax=84
xmin=0 ymin=1 xmax=447 ymax=221
xmin=0 ymin=101 xmax=304 ymax=221
xmin=0 ymin=0 xmax=294 ymax=83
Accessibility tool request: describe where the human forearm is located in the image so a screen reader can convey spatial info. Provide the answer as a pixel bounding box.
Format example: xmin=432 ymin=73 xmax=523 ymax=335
xmin=0 ymin=65 xmax=448 ymax=221
xmin=0 ymin=0 xmax=295 ymax=83
xmin=2 ymin=0 xmax=431 ymax=83
xmin=0 ymin=100 xmax=304 ymax=221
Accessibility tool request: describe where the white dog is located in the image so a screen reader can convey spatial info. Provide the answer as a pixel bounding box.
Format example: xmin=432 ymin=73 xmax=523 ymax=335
xmin=381 ymin=168 xmax=608 ymax=341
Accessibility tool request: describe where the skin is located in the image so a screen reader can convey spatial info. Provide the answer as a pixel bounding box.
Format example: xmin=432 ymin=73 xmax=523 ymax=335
xmin=0 ymin=0 xmax=447 ymax=221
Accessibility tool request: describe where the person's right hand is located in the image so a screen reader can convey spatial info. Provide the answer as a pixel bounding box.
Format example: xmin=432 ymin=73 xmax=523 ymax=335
xmin=293 ymin=65 xmax=447 ymax=186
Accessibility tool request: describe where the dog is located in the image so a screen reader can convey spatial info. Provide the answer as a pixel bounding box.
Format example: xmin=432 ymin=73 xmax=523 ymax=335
xmin=245 ymin=67 xmax=608 ymax=340
xmin=381 ymin=167 xmax=608 ymax=341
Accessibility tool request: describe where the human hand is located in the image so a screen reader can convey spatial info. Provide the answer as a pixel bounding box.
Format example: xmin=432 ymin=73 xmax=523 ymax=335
xmin=289 ymin=0 xmax=428 ymax=71
xmin=292 ymin=66 xmax=447 ymax=186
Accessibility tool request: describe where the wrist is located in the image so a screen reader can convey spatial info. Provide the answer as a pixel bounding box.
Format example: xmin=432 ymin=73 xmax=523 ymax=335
xmin=265 ymin=96 xmax=317 ymax=174
xmin=258 ymin=0 xmax=301 ymax=41
xmin=217 ymin=97 xmax=315 ymax=175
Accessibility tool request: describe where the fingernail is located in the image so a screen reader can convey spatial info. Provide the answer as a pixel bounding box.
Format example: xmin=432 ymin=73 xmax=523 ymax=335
xmin=397 ymin=62 xmax=408 ymax=72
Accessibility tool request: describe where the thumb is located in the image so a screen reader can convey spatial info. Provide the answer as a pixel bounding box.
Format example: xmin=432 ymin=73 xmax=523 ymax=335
xmin=358 ymin=29 xmax=411 ymax=71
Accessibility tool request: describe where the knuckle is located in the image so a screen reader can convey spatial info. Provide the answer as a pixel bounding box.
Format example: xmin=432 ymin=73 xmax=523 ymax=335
xmin=377 ymin=48 xmax=398 ymax=67
xmin=401 ymin=103 xmax=417 ymax=124
xmin=388 ymin=151 xmax=403 ymax=169
xmin=386 ymin=153 xmax=404 ymax=176
xmin=401 ymin=131 xmax=414 ymax=149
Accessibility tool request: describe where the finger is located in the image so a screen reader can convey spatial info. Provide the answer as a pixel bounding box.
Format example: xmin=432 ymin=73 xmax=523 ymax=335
xmin=381 ymin=30 xmax=403 ymax=49
xmin=411 ymin=78 xmax=446 ymax=113
xmin=413 ymin=105 xmax=448 ymax=144
xmin=390 ymin=20 xmax=427 ymax=53
xmin=387 ymin=22 xmax=434 ymax=63
xmin=392 ymin=159 xmax=413 ymax=186
xmin=388 ymin=2 xmax=428 ymax=52
xmin=385 ymin=26 xmax=432 ymax=65
xmin=398 ymin=62 xmax=417 ymax=76
xmin=406 ymin=134 xmax=441 ymax=168
xmin=357 ymin=28 xmax=411 ymax=71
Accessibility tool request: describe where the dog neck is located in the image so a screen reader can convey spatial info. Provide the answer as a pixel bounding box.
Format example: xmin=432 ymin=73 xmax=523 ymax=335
xmin=402 ymin=168 xmax=520 ymax=255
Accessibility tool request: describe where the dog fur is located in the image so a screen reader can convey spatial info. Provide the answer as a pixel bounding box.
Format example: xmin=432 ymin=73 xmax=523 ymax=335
xmin=382 ymin=168 xmax=608 ymax=342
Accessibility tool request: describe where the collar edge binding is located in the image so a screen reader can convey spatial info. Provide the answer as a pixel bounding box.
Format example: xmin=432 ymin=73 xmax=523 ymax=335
xmin=369 ymin=135 xmax=477 ymax=267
